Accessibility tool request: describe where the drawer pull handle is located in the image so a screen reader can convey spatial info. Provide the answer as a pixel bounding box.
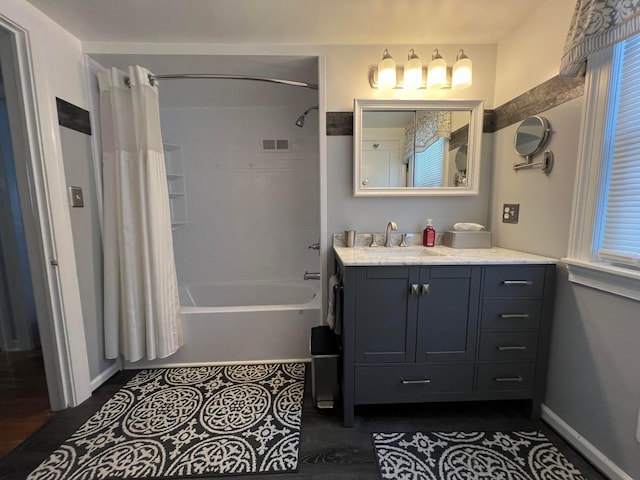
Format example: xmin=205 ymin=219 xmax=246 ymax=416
xmin=502 ymin=280 xmax=533 ymax=286
xmin=499 ymin=313 xmax=530 ymax=319
xmin=496 ymin=345 xmax=527 ymax=351
xmin=494 ymin=376 xmax=523 ymax=383
xmin=401 ymin=378 xmax=431 ymax=385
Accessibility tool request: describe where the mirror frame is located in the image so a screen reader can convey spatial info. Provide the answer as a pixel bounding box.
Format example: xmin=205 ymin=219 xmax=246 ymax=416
xmin=353 ymin=98 xmax=484 ymax=196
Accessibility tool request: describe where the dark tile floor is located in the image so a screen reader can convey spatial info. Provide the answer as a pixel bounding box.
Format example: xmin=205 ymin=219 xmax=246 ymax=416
xmin=0 ymin=367 xmax=608 ymax=480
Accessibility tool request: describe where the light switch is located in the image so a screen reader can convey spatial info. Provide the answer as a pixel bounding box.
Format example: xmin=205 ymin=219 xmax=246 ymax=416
xmin=69 ymin=186 xmax=84 ymax=207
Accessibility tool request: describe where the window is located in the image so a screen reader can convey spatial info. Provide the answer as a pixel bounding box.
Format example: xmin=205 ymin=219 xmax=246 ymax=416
xmin=413 ymin=138 xmax=445 ymax=187
xmin=565 ymin=34 xmax=640 ymax=301
xmin=598 ymin=34 xmax=640 ymax=268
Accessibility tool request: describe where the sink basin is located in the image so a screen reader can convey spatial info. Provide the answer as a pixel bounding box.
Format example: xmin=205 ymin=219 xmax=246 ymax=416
xmin=364 ymin=248 xmax=443 ymax=257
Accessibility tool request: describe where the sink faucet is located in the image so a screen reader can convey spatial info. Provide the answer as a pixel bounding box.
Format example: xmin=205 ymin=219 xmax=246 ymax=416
xmin=385 ymin=221 xmax=398 ymax=247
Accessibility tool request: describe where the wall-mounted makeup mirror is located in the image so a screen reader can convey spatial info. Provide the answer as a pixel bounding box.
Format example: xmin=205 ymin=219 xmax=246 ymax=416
xmin=513 ymin=115 xmax=553 ymax=174
xmin=354 ymin=99 xmax=484 ymax=196
xmin=514 ymin=115 xmax=549 ymax=160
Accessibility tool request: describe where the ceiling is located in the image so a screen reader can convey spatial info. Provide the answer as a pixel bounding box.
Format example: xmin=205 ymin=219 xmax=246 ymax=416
xmin=26 ymin=0 xmax=547 ymax=45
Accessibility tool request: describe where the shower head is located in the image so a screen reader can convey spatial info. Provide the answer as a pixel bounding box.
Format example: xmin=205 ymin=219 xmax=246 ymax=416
xmin=295 ymin=105 xmax=318 ymax=128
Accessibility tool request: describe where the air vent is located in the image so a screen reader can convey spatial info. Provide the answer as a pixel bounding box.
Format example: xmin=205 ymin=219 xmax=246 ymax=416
xmin=261 ymin=139 xmax=290 ymax=151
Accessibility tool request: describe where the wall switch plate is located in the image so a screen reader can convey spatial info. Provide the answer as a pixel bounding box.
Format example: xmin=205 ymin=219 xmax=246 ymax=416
xmin=69 ymin=186 xmax=84 ymax=207
xmin=502 ymin=203 xmax=519 ymax=223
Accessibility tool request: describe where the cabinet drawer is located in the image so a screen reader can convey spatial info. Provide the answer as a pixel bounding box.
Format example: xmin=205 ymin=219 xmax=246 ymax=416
xmin=476 ymin=363 xmax=536 ymax=392
xmin=483 ymin=266 xmax=546 ymax=297
xmin=481 ymin=299 xmax=542 ymax=330
xmin=479 ymin=332 xmax=539 ymax=362
xmin=354 ymin=363 xmax=473 ymax=403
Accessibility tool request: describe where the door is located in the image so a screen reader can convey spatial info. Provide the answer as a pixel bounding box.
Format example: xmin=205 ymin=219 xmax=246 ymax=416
xmin=415 ymin=266 xmax=480 ymax=362
xmin=354 ymin=267 xmax=417 ymax=363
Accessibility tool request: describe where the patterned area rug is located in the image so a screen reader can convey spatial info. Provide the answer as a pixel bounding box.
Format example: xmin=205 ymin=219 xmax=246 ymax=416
xmin=28 ymin=363 xmax=306 ymax=479
xmin=373 ymin=431 xmax=587 ymax=480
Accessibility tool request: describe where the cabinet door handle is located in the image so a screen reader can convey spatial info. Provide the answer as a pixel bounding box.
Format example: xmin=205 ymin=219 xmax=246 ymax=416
xmin=410 ymin=284 xmax=420 ymax=295
xmin=499 ymin=313 xmax=530 ymax=319
xmin=496 ymin=345 xmax=527 ymax=351
xmin=422 ymin=283 xmax=430 ymax=295
xmin=502 ymin=280 xmax=533 ymax=286
xmin=494 ymin=376 xmax=523 ymax=382
xmin=401 ymin=378 xmax=432 ymax=385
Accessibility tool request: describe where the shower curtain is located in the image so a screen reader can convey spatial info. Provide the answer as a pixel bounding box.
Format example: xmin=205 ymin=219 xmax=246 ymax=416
xmin=98 ymin=66 xmax=183 ymax=362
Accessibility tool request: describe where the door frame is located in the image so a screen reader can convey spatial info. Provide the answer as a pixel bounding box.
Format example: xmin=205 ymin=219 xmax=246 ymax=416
xmin=0 ymin=13 xmax=91 ymax=410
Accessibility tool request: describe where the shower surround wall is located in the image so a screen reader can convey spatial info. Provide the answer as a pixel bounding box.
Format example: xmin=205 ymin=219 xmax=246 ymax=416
xmin=160 ymin=105 xmax=320 ymax=287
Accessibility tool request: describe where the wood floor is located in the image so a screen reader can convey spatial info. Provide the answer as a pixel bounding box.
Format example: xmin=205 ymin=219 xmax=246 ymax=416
xmin=0 ymin=366 xmax=607 ymax=480
xmin=0 ymin=350 xmax=53 ymax=460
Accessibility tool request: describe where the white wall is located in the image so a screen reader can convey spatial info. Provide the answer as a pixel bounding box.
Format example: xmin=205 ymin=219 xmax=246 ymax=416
xmin=494 ymin=0 xmax=575 ymax=106
xmin=0 ymin=0 xmax=91 ymax=408
xmin=160 ymin=105 xmax=320 ymax=284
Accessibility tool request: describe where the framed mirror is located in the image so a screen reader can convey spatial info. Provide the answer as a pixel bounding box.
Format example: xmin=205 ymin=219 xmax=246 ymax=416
xmin=354 ymin=99 xmax=484 ymax=196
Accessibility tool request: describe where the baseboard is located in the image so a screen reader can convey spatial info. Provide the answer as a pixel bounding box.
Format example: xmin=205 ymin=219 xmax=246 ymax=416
xmin=89 ymin=361 xmax=122 ymax=391
xmin=123 ymin=357 xmax=311 ymax=370
xmin=541 ymin=404 xmax=633 ymax=480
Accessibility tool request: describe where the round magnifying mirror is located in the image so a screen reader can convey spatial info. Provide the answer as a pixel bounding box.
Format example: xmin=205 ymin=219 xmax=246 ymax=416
xmin=455 ymin=144 xmax=468 ymax=172
xmin=514 ymin=115 xmax=549 ymax=158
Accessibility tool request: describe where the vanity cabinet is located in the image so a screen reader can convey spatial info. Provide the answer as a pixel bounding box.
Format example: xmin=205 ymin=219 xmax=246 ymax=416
xmin=339 ymin=262 xmax=555 ymax=427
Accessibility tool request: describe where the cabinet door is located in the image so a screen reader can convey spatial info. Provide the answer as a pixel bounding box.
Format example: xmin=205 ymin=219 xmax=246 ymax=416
xmin=354 ymin=267 xmax=417 ymax=363
xmin=415 ymin=267 xmax=480 ymax=362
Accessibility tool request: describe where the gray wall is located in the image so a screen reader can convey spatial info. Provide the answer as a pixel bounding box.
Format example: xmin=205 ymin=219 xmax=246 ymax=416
xmin=59 ymin=127 xmax=115 ymax=382
xmin=489 ymin=96 xmax=640 ymax=478
xmin=548 ymin=268 xmax=640 ymax=477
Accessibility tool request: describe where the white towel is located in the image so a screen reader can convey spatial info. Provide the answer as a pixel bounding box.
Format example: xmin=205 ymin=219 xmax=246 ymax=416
xmin=453 ymin=222 xmax=485 ymax=231
xmin=326 ymin=274 xmax=339 ymax=330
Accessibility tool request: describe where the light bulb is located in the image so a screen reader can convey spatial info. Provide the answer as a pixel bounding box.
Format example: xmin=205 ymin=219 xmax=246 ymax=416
xmin=377 ymin=49 xmax=396 ymax=90
xmin=427 ymin=49 xmax=447 ymax=89
xmin=452 ymin=49 xmax=472 ymax=90
xmin=403 ymin=49 xmax=422 ymax=90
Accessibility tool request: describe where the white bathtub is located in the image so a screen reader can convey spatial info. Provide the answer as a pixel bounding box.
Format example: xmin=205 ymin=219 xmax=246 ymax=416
xmin=126 ymin=281 xmax=321 ymax=369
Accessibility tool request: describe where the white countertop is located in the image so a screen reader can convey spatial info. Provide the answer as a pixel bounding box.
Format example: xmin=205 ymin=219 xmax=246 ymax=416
xmin=334 ymin=245 xmax=557 ymax=266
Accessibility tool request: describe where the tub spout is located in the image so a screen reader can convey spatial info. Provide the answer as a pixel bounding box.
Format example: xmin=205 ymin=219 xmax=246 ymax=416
xmin=304 ymin=271 xmax=321 ymax=280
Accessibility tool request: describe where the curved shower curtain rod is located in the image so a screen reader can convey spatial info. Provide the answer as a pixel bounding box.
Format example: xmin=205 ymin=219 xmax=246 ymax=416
xmin=130 ymin=73 xmax=318 ymax=90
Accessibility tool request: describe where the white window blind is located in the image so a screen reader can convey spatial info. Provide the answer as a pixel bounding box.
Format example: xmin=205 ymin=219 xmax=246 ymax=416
xmin=414 ymin=138 xmax=445 ymax=187
xmin=599 ymin=34 xmax=640 ymax=268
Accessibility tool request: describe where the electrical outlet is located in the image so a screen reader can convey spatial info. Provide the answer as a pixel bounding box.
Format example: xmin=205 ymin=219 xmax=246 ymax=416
xmin=502 ymin=203 xmax=519 ymax=223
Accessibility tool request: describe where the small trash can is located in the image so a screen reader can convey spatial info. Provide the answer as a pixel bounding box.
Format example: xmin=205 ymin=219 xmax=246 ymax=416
xmin=310 ymin=325 xmax=340 ymax=409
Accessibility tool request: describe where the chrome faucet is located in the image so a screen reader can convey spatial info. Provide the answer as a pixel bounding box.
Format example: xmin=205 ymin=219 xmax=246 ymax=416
xmin=385 ymin=221 xmax=398 ymax=247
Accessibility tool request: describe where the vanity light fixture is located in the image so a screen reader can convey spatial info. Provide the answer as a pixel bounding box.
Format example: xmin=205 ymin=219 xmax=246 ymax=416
xmin=377 ymin=49 xmax=397 ymax=91
xmin=403 ymin=49 xmax=423 ymax=90
xmin=452 ymin=49 xmax=472 ymax=89
xmin=369 ymin=48 xmax=472 ymax=90
xmin=426 ymin=49 xmax=447 ymax=89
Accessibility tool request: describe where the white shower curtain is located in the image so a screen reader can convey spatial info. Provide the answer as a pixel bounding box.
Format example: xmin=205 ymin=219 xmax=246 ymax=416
xmin=98 ymin=66 xmax=183 ymax=362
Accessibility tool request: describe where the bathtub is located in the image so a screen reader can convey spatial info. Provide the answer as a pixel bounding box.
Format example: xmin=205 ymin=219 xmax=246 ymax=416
xmin=125 ymin=281 xmax=321 ymax=369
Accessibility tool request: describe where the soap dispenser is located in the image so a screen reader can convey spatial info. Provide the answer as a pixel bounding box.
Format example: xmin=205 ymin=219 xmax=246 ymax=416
xmin=423 ymin=219 xmax=436 ymax=247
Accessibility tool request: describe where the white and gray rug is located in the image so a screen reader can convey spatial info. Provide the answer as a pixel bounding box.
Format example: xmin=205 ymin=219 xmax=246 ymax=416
xmin=28 ymin=363 xmax=306 ymax=479
xmin=373 ymin=430 xmax=587 ymax=480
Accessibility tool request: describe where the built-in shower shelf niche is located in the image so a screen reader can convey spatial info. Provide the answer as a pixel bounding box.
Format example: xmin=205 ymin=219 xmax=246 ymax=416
xmin=163 ymin=143 xmax=187 ymax=229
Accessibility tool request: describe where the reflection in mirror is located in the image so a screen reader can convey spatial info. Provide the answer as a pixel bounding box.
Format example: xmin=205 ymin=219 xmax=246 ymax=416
xmin=354 ymin=99 xmax=483 ymax=196
xmin=453 ymin=144 xmax=468 ymax=186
